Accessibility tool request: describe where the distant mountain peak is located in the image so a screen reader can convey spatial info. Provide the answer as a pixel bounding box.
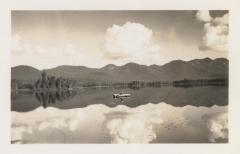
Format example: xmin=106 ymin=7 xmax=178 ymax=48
xmin=12 ymin=65 xmax=38 ymax=70
xmin=123 ymin=62 xmax=142 ymax=67
xmin=150 ymin=64 xmax=159 ymax=67
xmin=103 ymin=64 xmax=116 ymax=67
xmin=102 ymin=64 xmax=117 ymax=70
xmin=149 ymin=64 xmax=160 ymax=69
xmin=203 ymin=57 xmax=212 ymax=60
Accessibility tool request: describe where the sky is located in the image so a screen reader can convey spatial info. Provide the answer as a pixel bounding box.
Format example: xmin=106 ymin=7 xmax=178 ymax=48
xmin=11 ymin=10 xmax=228 ymax=69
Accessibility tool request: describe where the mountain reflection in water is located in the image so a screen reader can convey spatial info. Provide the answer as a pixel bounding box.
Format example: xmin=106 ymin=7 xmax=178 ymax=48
xmin=11 ymin=86 xmax=228 ymax=112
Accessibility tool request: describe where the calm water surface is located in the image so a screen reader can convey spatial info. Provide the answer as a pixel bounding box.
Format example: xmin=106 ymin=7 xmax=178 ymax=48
xmin=11 ymin=87 xmax=228 ymax=143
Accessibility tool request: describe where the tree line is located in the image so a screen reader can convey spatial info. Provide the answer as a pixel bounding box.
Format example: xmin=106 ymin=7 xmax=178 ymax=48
xmin=173 ymin=78 xmax=228 ymax=88
xmin=34 ymin=71 xmax=76 ymax=90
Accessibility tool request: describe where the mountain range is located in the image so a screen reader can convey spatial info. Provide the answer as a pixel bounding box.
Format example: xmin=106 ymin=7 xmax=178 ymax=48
xmin=11 ymin=58 xmax=228 ymax=84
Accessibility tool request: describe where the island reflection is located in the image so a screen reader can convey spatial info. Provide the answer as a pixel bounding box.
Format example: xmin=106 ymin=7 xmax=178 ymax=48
xmin=34 ymin=90 xmax=76 ymax=108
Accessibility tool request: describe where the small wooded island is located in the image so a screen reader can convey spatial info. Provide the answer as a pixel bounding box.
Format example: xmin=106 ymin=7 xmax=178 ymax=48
xmin=12 ymin=71 xmax=75 ymax=91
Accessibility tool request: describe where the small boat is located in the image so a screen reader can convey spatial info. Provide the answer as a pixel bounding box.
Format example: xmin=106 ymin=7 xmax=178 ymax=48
xmin=113 ymin=92 xmax=131 ymax=98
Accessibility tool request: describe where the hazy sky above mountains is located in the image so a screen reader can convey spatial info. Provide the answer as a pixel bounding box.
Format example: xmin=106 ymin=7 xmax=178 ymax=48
xmin=12 ymin=10 xmax=228 ymax=69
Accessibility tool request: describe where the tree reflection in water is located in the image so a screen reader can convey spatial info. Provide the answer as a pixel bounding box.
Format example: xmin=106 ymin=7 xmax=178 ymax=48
xmin=35 ymin=90 xmax=76 ymax=108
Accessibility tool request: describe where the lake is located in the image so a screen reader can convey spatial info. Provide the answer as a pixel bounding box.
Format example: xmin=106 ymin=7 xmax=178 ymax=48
xmin=11 ymin=86 xmax=228 ymax=143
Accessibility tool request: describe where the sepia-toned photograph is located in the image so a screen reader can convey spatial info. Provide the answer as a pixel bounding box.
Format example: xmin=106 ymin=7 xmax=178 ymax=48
xmin=11 ymin=10 xmax=228 ymax=144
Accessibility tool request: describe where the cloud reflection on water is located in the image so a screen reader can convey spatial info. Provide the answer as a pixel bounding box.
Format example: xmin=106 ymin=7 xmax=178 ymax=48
xmin=206 ymin=113 xmax=228 ymax=142
xmin=11 ymin=103 xmax=228 ymax=143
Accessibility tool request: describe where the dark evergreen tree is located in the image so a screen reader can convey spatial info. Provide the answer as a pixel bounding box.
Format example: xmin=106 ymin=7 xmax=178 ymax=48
xmin=35 ymin=79 xmax=41 ymax=89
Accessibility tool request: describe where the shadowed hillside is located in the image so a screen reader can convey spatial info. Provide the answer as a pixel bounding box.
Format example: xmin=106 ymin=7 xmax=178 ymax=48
xmin=11 ymin=58 xmax=228 ymax=85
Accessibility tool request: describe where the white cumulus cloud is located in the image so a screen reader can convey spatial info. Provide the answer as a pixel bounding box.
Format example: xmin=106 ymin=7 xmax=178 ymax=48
xmin=103 ymin=22 xmax=161 ymax=60
xmin=196 ymin=11 xmax=228 ymax=52
xmin=196 ymin=10 xmax=212 ymax=22
xmin=200 ymin=23 xmax=228 ymax=52
xmin=213 ymin=13 xmax=229 ymax=25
